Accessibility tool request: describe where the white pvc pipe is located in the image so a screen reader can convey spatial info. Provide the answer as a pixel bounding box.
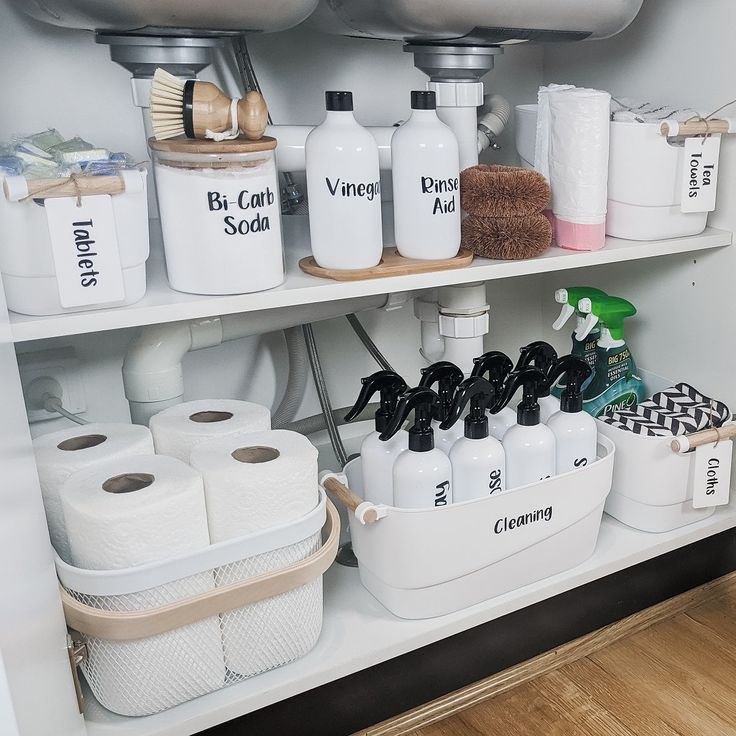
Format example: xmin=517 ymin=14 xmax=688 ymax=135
xmin=267 ymin=125 xmax=395 ymax=172
xmin=123 ymin=295 xmax=388 ymax=425
xmin=436 ymin=106 xmax=480 ymax=171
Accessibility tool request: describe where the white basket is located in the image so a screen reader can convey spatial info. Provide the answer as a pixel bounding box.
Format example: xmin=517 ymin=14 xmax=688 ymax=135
xmin=607 ymin=121 xmax=715 ymax=240
xmin=333 ymin=436 xmax=614 ymax=619
xmin=0 ymin=169 xmax=150 ymax=315
xmin=56 ymin=492 xmax=338 ymax=717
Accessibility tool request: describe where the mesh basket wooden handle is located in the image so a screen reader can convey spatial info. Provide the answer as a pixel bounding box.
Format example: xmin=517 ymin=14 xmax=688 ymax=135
xmin=60 ymin=499 xmax=340 ymax=642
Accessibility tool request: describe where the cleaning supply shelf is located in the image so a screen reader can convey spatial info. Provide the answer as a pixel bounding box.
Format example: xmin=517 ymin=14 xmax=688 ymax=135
xmin=8 ymin=217 xmax=732 ymax=343
xmin=81 ymin=499 xmax=736 ymax=736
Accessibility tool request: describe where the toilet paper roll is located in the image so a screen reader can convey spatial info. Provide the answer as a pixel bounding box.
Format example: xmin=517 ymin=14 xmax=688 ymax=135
xmin=32 ymin=423 xmax=154 ymax=563
xmin=190 ymin=430 xmax=320 ymax=675
xmin=190 ymin=429 xmax=319 ymax=541
xmin=150 ymin=399 xmax=271 ymax=463
xmin=60 ymin=454 xmax=225 ymax=716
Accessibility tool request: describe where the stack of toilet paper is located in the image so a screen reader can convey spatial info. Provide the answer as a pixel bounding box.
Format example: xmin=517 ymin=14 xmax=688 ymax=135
xmin=535 ymin=84 xmax=611 ymax=251
xmin=41 ymin=399 xmax=321 ymax=714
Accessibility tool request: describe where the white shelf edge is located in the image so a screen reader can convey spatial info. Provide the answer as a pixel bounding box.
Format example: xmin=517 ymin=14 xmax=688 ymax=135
xmin=10 ymin=221 xmax=732 ymax=343
xmin=83 ymin=501 xmax=736 ymax=736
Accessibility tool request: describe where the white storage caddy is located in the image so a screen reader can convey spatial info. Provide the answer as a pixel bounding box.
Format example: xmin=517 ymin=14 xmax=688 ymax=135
xmin=322 ymin=436 xmax=615 ymax=620
xmin=596 ymin=370 xmax=731 ymax=532
xmin=607 ymin=121 xmax=720 ymax=241
xmin=0 ymin=168 xmax=149 ymax=315
xmin=55 ymin=492 xmax=338 ymax=717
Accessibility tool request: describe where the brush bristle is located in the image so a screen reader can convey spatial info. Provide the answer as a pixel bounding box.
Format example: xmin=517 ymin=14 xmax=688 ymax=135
xmin=150 ymin=68 xmax=189 ymax=140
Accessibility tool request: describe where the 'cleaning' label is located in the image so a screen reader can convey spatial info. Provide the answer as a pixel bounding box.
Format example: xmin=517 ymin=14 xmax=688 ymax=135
xmin=692 ymin=439 xmax=732 ymax=508
xmin=681 ymin=136 xmax=721 ymax=213
xmin=45 ymin=195 xmax=124 ymax=308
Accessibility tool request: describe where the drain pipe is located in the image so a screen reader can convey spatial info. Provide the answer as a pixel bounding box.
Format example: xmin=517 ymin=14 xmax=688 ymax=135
xmin=123 ymin=295 xmax=388 ymax=425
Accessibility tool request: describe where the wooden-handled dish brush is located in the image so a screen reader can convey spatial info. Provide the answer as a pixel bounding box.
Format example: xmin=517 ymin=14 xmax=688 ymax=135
xmin=150 ymin=68 xmax=268 ymax=141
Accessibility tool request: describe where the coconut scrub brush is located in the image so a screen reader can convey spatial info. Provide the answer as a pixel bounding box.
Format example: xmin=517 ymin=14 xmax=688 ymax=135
xmin=150 ymin=68 xmax=269 ymax=141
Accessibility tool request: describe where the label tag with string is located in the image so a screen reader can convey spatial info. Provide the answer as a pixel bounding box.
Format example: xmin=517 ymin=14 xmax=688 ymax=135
xmin=681 ymin=135 xmax=721 ymax=213
xmin=691 ymin=437 xmax=732 ymax=508
xmin=45 ymin=194 xmax=125 ymax=308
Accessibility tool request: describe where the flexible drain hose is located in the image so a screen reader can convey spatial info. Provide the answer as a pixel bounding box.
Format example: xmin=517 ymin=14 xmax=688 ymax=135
xmin=272 ymin=327 xmax=309 ymax=428
xmin=346 ymin=314 xmax=393 ymax=372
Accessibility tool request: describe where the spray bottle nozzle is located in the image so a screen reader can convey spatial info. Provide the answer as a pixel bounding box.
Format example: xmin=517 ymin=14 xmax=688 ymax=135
xmin=345 ymin=370 xmax=408 ymax=434
xmin=380 ymin=386 xmax=439 ymax=452
xmin=554 ymin=356 xmax=593 ymax=413
xmin=497 ymin=367 xmax=547 ymax=427
xmin=419 ymin=361 xmax=464 ymax=423
xmin=577 ymin=295 xmax=637 ymax=341
xmin=515 ymin=342 xmax=558 ymax=398
xmin=471 ymin=352 xmax=513 ymax=389
xmin=552 ymin=287 xmax=608 ymax=331
xmin=440 ymin=376 xmax=496 ymax=439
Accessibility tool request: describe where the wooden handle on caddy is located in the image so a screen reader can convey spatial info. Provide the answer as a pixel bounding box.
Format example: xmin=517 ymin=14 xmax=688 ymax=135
xmin=661 ymin=119 xmax=731 ymax=137
xmin=3 ymin=174 xmax=125 ymax=201
xmin=322 ymin=476 xmax=381 ymax=524
xmin=60 ymin=499 xmax=340 ymax=642
xmin=671 ymin=424 xmax=736 ymax=453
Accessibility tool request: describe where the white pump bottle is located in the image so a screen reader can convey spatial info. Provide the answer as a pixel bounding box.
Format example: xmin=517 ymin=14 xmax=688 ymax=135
xmin=345 ymin=370 xmax=408 ymax=506
xmin=380 ymin=386 xmax=452 ymax=509
xmin=444 ymin=376 xmax=506 ymax=503
xmin=391 ymin=90 xmax=461 ymax=260
xmin=546 ymin=357 xmax=597 ymax=473
xmin=306 ymin=90 xmax=383 ymax=270
xmin=501 ymin=368 xmax=557 ymax=489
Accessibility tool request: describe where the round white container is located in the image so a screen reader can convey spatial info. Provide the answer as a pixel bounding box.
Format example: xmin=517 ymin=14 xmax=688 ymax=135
xmin=150 ymin=137 xmax=284 ymax=295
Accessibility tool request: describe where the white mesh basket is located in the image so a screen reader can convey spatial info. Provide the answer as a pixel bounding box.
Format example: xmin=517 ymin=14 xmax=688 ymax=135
xmin=56 ymin=492 xmax=339 ymax=717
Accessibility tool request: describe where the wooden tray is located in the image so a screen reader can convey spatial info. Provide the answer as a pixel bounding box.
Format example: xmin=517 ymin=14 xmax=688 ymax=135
xmin=299 ymin=248 xmax=473 ymax=282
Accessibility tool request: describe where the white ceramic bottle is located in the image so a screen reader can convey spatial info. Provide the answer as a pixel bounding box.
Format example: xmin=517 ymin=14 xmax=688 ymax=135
xmin=471 ymin=352 xmax=517 ymax=440
xmin=305 ymin=91 xmax=383 ymax=270
xmin=344 ymin=370 xmax=408 ymax=506
xmin=546 ymin=358 xmax=597 ymax=473
xmin=380 ymin=387 xmax=452 ymax=509
xmin=419 ymin=361 xmax=465 ymax=455
xmin=391 ymin=90 xmax=461 ymax=260
xmin=444 ymin=377 xmax=506 ymax=503
xmin=501 ymin=368 xmax=557 ymax=489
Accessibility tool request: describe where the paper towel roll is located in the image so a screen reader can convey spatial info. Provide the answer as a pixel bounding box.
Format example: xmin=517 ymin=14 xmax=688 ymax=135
xmin=60 ymin=454 xmax=225 ymax=716
xmin=32 ymin=423 xmax=154 ymax=563
xmin=150 ymin=399 xmax=271 ymax=463
xmin=190 ymin=429 xmax=319 ymax=541
xmin=190 ymin=430 xmax=320 ymax=675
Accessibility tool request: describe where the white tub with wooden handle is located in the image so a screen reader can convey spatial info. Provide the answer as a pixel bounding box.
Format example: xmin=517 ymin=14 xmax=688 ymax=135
xmin=56 ymin=491 xmax=338 ymax=716
xmin=323 ymin=437 xmax=614 ymax=620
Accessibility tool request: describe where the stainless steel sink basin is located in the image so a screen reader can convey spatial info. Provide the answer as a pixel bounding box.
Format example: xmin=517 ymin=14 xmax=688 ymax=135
xmin=9 ymin=0 xmax=319 ymax=33
xmin=308 ymin=0 xmax=644 ymax=44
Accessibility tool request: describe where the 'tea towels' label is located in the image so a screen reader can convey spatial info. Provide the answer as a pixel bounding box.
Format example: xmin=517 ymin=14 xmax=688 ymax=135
xmin=680 ymin=135 xmax=721 ymax=213
xmin=692 ymin=438 xmax=732 ymax=508
xmin=45 ymin=195 xmax=124 ymax=308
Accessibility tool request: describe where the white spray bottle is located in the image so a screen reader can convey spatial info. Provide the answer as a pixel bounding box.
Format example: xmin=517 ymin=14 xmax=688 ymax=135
xmin=499 ymin=368 xmax=557 ymax=489
xmin=380 ymin=386 xmax=452 ymax=509
xmin=345 ymin=370 xmax=408 ymax=506
xmin=442 ymin=376 xmax=506 ymax=502
xmin=546 ymin=356 xmax=597 ymax=473
xmin=516 ymin=341 xmax=560 ymax=423
xmin=419 ymin=361 xmax=465 ymax=454
xmin=471 ymin=351 xmax=516 ymax=440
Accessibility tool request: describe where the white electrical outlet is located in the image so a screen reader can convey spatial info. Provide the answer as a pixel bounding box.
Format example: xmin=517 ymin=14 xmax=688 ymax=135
xmin=18 ymin=347 xmax=87 ymax=423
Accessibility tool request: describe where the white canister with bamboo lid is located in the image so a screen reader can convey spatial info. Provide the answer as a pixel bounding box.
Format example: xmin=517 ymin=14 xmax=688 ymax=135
xmin=150 ymin=136 xmax=284 ymax=295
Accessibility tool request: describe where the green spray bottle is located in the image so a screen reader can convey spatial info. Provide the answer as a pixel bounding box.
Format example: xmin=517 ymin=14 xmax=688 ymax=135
xmin=550 ymin=287 xmax=607 ymax=398
xmin=578 ymin=295 xmax=645 ymax=418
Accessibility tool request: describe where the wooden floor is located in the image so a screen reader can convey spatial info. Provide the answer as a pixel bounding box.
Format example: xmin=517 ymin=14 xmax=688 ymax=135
xmin=407 ymin=583 xmax=736 ymax=736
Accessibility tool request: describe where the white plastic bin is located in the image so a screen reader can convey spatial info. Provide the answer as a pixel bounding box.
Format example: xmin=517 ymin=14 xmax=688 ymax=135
xmin=597 ymin=370 xmax=724 ymax=532
xmin=56 ymin=493 xmax=338 ymax=717
xmin=0 ymin=169 xmax=149 ymax=315
xmin=339 ymin=437 xmax=614 ymax=619
xmin=607 ymin=122 xmax=717 ymax=240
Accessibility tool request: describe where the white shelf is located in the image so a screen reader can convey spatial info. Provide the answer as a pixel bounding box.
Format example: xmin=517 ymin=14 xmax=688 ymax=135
xmin=10 ymin=219 xmax=732 ymax=343
xmin=82 ymin=501 xmax=736 ymax=736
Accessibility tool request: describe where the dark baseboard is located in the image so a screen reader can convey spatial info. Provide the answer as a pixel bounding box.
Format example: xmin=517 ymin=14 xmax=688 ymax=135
xmin=202 ymin=528 xmax=736 ymax=736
